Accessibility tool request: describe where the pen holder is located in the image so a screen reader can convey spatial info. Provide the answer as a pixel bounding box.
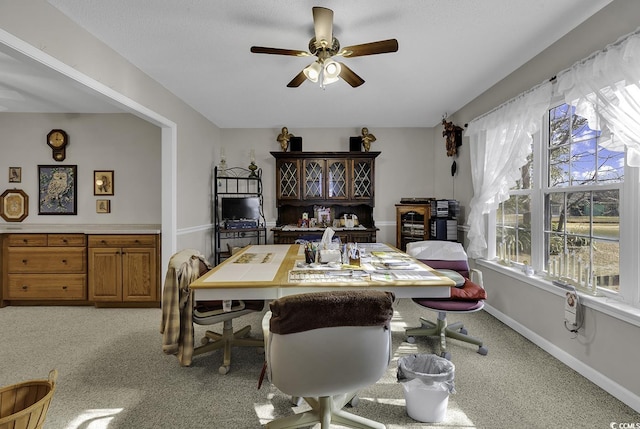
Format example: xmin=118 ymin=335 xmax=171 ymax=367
xmin=304 ymin=248 xmax=316 ymax=264
xmin=348 ymin=248 xmax=361 ymax=267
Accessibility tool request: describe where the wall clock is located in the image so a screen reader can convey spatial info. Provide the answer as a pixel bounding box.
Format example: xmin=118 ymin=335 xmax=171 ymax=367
xmin=47 ymin=129 xmax=68 ymax=161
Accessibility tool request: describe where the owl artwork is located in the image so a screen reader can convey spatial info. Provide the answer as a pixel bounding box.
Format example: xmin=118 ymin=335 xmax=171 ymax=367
xmin=39 ymin=167 xmax=75 ymax=213
xmin=45 ymin=171 xmax=68 ymax=205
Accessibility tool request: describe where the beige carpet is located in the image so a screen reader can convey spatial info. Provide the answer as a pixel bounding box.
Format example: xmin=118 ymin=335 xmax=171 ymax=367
xmin=0 ymin=299 xmax=637 ymax=428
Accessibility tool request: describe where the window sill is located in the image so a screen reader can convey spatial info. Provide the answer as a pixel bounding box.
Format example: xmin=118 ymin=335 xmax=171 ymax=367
xmin=476 ymin=259 xmax=640 ymax=328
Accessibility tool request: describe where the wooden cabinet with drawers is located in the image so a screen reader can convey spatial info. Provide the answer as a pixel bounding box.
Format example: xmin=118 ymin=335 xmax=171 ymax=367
xmin=2 ymin=233 xmax=87 ymax=301
xmin=88 ymin=234 xmax=159 ymax=304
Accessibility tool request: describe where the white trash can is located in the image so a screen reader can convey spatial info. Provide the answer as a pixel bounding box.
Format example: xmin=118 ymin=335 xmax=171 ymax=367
xmin=397 ymin=354 xmax=455 ymax=423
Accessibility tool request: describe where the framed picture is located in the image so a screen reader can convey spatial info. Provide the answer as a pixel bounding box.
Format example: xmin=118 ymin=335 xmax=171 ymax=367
xmin=38 ymin=165 xmax=77 ymax=215
xmin=9 ymin=167 xmax=22 ymax=183
xmin=0 ymin=189 xmax=29 ymax=222
xmin=96 ymin=199 xmax=111 ymax=213
xmin=94 ymin=170 xmax=114 ymax=196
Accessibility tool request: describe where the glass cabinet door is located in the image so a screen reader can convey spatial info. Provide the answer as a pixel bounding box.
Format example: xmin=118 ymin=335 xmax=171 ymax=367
xmin=277 ymin=159 xmax=299 ymax=200
xmin=303 ymin=159 xmax=324 ymax=199
xmin=351 ymin=159 xmax=374 ymax=199
xmin=327 ymin=159 xmax=348 ymax=200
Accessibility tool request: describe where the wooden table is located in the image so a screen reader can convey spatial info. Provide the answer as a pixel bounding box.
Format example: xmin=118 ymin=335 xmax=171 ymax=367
xmin=190 ymin=243 xmax=455 ymax=301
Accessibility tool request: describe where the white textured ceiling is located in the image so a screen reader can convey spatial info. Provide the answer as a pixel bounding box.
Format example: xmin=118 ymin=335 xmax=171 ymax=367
xmin=2 ymin=1 xmax=613 ymax=128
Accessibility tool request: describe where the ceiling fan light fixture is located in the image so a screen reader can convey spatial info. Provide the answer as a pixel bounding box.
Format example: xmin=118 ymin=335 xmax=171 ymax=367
xmin=324 ymin=59 xmax=341 ymax=79
xmin=251 ymin=7 xmax=398 ymax=89
xmin=303 ymin=61 xmax=322 ymax=82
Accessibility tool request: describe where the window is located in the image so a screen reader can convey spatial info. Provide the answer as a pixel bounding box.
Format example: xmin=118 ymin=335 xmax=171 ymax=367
xmin=545 ymin=103 xmax=622 ymax=292
xmin=495 ymin=102 xmax=624 ymax=294
xmin=496 ymin=152 xmax=532 ymax=265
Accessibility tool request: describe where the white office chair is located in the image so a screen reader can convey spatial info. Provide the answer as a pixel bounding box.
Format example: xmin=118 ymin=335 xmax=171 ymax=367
xmin=263 ymin=290 xmax=394 ymax=429
xmin=405 ymin=241 xmax=488 ymax=359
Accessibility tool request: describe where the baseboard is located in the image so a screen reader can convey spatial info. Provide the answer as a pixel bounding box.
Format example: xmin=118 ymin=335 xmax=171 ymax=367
xmin=483 ymin=303 xmax=640 ymax=413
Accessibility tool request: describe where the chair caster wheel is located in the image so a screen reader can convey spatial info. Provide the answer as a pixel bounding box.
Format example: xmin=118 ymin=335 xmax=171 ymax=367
xmin=219 ymin=365 xmax=230 ymax=375
xmin=459 ymin=327 xmax=468 ymax=335
xmin=477 ymin=346 xmax=488 ymax=356
xmin=406 ymin=336 xmax=416 ymax=344
xmin=441 ymin=351 xmax=452 ymax=360
xmin=201 ymin=337 xmax=210 ymax=345
xmin=290 ymin=396 xmax=303 ymax=406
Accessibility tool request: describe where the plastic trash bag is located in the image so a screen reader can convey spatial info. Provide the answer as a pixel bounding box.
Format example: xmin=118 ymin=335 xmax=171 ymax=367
xmin=397 ymin=353 xmax=455 ymax=393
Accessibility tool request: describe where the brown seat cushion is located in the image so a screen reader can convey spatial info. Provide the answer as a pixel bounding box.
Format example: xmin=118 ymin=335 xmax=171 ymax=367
xmin=269 ymin=290 xmax=394 ymax=335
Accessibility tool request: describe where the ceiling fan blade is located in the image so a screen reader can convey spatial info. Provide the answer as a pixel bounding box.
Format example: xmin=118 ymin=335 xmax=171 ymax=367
xmin=338 ymin=62 xmax=365 ymax=88
xmin=251 ymin=46 xmax=310 ymax=57
xmin=312 ymin=7 xmax=333 ymax=47
xmin=339 ymin=39 xmax=399 ymax=58
xmin=287 ymin=70 xmax=307 ymax=88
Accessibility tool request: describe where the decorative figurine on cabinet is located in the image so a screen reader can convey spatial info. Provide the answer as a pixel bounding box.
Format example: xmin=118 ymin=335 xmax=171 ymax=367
xmin=277 ymin=127 xmax=293 ymax=152
xmin=361 ymin=127 xmax=376 ymax=152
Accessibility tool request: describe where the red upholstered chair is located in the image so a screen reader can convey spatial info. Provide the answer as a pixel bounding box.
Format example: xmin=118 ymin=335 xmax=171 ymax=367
xmin=405 ymin=241 xmax=488 ymax=359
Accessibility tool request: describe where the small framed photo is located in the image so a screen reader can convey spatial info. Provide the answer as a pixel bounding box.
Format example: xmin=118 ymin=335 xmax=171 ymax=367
xmin=9 ymin=167 xmax=21 ymax=183
xmin=38 ymin=165 xmax=77 ymax=215
xmin=96 ymin=199 xmax=111 ymax=213
xmin=94 ymin=170 xmax=114 ymax=196
xmin=0 ymin=189 xmax=29 ymax=222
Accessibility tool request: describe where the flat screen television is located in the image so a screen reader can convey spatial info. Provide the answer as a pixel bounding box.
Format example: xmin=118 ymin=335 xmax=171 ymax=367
xmin=221 ymin=197 xmax=261 ymax=220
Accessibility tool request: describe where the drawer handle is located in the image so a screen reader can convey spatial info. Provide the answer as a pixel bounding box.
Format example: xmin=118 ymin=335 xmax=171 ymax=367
xmin=62 ymin=239 xmax=68 ymax=243
xmin=101 ymin=240 xmax=107 ymax=244
xmin=135 ymin=239 xmax=140 ymax=243
xmin=22 ymin=285 xmax=28 ymax=290
xmin=62 ymin=286 xmax=68 ymax=290
xmin=62 ymin=259 xmax=67 ymax=264
xmin=22 ymin=259 xmax=28 ymax=264
xmin=22 ymin=239 xmax=28 ymax=244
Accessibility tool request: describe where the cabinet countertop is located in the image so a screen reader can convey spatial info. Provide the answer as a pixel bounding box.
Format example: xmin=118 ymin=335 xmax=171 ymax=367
xmin=0 ymin=224 xmax=161 ymax=234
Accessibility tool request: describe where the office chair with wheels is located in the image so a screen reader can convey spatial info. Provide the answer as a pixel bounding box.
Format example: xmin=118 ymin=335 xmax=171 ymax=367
xmin=161 ymin=249 xmax=264 ymax=374
xmin=405 ymin=241 xmax=488 ymax=359
xmin=263 ymin=290 xmax=394 ymax=429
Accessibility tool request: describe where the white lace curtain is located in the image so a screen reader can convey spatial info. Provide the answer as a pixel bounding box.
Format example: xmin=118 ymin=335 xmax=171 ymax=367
xmin=556 ymin=28 xmax=640 ymax=167
xmin=464 ymin=82 xmax=552 ymax=259
xmin=464 ymin=27 xmax=640 ymax=259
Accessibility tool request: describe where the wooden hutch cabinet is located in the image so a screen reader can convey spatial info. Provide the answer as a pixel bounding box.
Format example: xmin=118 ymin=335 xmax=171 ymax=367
xmin=271 ymin=151 xmax=379 ymax=244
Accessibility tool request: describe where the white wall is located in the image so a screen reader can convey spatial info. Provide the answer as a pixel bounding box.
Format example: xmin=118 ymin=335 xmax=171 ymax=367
xmin=0 ymin=113 xmax=160 ymax=224
xmin=450 ymin=0 xmax=640 ymax=409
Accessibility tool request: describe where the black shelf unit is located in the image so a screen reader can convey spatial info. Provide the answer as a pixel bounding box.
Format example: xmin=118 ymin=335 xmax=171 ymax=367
xmin=214 ymin=166 xmax=266 ymax=265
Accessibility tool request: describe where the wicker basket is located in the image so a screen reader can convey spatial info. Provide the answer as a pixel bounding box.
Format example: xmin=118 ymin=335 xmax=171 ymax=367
xmin=0 ymin=370 xmax=58 ymax=429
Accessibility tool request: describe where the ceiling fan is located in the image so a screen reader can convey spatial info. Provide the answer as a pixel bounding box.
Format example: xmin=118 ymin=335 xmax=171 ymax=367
xmin=250 ymin=6 xmax=398 ymax=88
